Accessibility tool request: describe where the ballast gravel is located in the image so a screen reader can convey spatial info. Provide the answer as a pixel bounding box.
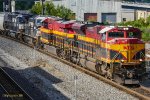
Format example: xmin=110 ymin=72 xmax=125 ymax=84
xmin=0 ymin=36 xmax=138 ymax=100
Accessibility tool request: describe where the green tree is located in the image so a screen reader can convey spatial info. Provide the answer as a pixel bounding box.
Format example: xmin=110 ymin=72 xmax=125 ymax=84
xmin=55 ymin=5 xmax=73 ymax=19
xmin=30 ymin=2 xmax=42 ymax=15
xmin=30 ymin=2 xmax=74 ymax=19
xmin=146 ymin=16 xmax=150 ymax=25
xmin=45 ymin=1 xmax=56 ymax=16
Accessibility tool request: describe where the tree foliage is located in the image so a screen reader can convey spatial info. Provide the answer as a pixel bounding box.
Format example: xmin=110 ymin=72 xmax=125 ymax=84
xmin=118 ymin=17 xmax=150 ymax=41
xmin=30 ymin=2 xmax=43 ymax=15
xmin=45 ymin=1 xmax=57 ymax=16
xmin=30 ymin=1 xmax=74 ymax=20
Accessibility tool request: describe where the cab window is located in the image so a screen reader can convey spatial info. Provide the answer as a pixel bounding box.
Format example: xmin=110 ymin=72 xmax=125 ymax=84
xmin=108 ymin=32 xmax=124 ymax=38
xmin=17 ymin=17 xmax=26 ymax=24
xmin=128 ymin=32 xmax=139 ymax=38
xmin=43 ymin=21 xmax=48 ymax=28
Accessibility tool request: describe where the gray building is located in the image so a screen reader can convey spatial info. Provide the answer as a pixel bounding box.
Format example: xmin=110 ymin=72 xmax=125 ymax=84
xmin=51 ymin=0 xmax=123 ymax=23
xmin=44 ymin=0 xmax=150 ymax=23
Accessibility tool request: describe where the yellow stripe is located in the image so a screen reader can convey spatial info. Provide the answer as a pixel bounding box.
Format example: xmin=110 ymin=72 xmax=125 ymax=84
xmin=40 ymin=38 xmax=49 ymax=44
xmin=78 ymin=35 xmax=100 ymax=44
xmin=40 ymin=28 xmax=53 ymax=33
xmin=40 ymin=27 xmax=101 ymax=44
xmin=53 ymin=30 xmax=74 ymax=38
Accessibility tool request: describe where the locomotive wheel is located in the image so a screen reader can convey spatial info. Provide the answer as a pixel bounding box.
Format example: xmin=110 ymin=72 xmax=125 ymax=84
xmin=15 ymin=33 xmax=19 ymax=39
xmin=70 ymin=51 xmax=79 ymax=64
xmin=18 ymin=33 xmax=23 ymax=41
xmin=36 ymin=42 xmax=44 ymax=49
xmin=65 ymin=50 xmax=71 ymax=60
xmin=6 ymin=31 xmax=10 ymax=36
xmin=56 ymin=48 xmax=62 ymax=57
xmin=56 ymin=49 xmax=69 ymax=59
xmin=40 ymin=43 xmax=44 ymax=50
xmin=22 ymin=35 xmax=28 ymax=43
xmin=60 ymin=50 xmax=66 ymax=59
xmin=32 ymin=38 xmax=36 ymax=46
xmin=105 ymin=67 xmax=112 ymax=79
xmin=59 ymin=49 xmax=66 ymax=59
xmin=0 ymin=30 xmax=3 ymax=35
xmin=2 ymin=31 xmax=8 ymax=36
xmin=95 ymin=63 xmax=102 ymax=74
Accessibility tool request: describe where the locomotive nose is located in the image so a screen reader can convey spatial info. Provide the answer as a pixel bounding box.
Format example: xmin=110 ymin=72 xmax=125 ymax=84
xmin=110 ymin=38 xmax=145 ymax=63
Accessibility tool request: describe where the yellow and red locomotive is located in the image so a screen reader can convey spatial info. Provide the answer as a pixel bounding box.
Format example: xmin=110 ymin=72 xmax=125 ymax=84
xmin=39 ymin=17 xmax=146 ymax=84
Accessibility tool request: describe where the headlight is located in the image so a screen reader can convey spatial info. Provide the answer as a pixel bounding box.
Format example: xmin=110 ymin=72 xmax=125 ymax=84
xmin=121 ymin=59 xmax=124 ymax=63
xmin=139 ymin=59 xmax=143 ymax=62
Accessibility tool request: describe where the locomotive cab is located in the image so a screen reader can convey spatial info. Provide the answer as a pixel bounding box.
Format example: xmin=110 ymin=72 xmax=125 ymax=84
xmin=16 ymin=16 xmax=26 ymax=32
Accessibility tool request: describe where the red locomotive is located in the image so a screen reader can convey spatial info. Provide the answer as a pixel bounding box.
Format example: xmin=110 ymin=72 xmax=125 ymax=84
xmin=39 ymin=17 xmax=146 ymax=84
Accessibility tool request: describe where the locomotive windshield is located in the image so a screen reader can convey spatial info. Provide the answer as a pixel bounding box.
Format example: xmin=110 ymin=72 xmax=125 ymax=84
xmin=37 ymin=19 xmax=42 ymax=24
xmin=108 ymin=32 xmax=124 ymax=38
xmin=36 ymin=19 xmax=42 ymax=26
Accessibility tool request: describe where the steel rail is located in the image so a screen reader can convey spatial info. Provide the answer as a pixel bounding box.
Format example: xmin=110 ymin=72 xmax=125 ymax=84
xmin=0 ymin=66 xmax=33 ymax=100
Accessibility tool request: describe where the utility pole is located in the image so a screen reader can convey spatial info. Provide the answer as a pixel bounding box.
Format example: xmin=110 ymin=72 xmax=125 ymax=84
xmin=41 ymin=0 xmax=44 ymax=15
xmin=3 ymin=0 xmax=10 ymax=12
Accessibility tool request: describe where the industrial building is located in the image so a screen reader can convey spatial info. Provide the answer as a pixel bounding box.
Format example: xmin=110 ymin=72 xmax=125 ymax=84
xmin=51 ymin=0 xmax=123 ymax=23
xmin=44 ymin=0 xmax=150 ymax=23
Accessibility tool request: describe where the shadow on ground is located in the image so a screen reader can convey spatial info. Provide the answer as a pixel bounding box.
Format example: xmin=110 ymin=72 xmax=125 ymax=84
xmin=1 ymin=66 xmax=69 ymax=100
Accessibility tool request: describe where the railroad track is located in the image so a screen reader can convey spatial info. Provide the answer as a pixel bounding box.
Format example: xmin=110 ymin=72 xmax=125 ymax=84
xmin=0 ymin=67 xmax=33 ymax=100
xmin=131 ymin=86 xmax=150 ymax=98
xmin=0 ymin=34 xmax=150 ymax=100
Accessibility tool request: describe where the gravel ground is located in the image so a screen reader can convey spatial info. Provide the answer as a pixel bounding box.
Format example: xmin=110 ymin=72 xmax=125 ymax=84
xmin=0 ymin=36 xmax=138 ymax=100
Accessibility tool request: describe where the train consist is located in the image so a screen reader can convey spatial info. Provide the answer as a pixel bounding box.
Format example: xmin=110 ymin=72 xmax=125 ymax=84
xmin=0 ymin=12 xmax=146 ymax=84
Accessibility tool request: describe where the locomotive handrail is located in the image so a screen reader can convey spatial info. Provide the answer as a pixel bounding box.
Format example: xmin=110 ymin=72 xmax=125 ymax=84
xmin=140 ymin=52 xmax=145 ymax=59
xmin=111 ymin=52 xmax=120 ymax=63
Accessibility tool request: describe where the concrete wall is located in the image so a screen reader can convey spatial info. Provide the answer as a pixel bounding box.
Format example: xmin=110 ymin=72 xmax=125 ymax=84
xmin=44 ymin=0 xmax=150 ymax=23
xmin=136 ymin=10 xmax=150 ymax=20
xmin=121 ymin=9 xmax=135 ymax=22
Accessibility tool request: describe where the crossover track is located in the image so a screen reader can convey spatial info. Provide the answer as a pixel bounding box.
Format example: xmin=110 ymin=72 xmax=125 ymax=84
xmin=0 ymin=34 xmax=150 ymax=100
xmin=0 ymin=67 xmax=33 ymax=100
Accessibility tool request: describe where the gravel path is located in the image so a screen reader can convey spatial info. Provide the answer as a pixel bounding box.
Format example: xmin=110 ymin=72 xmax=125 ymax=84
xmin=0 ymin=36 xmax=138 ymax=100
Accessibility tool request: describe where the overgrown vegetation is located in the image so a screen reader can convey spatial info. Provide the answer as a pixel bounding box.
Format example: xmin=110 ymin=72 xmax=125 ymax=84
xmin=118 ymin=17 xmax=150 ymax=41
xmin=30 ymin=1 xmax=74 ymax=20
